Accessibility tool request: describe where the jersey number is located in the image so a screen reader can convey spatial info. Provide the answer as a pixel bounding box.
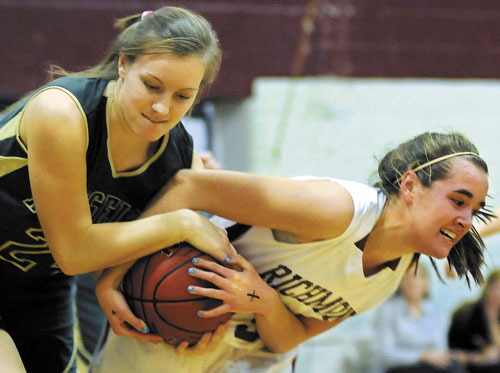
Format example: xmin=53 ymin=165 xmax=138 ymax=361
xmin=0 ymin=228 xmax=60 ymax=274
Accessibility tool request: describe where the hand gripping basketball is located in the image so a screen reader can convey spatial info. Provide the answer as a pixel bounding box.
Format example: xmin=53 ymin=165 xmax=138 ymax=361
xmin=122 ymin=242 xmax=232 ymax=346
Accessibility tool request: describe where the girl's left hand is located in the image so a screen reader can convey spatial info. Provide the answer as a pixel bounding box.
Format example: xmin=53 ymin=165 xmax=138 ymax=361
xmin=186 ymin=254 xmax=276 ymax=317
xmin=95 ymin=272 xmax=164 ymax=343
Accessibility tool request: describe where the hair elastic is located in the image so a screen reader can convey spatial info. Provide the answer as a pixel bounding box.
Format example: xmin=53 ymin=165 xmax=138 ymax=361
xmin=141 ymin=10 xmax=154 ymax=21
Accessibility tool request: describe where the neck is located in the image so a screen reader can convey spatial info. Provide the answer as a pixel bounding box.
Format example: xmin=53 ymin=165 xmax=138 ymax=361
xmin=405 ymin=297 xmax=424 ymax=318
xmin=362 ymin=198 xmax=416 ymax=272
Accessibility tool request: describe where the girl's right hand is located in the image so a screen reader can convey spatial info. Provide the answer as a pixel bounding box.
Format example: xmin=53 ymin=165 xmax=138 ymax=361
xmin=180 ymin=210 xmax=237 ymax=262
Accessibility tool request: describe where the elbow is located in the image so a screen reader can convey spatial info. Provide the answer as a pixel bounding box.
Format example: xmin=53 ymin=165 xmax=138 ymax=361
xmin=172 ymin=169 xmax=191 ymax=192
xmin=51 ymin=247 xmax=86 ymax=276
xmin=56 ymin=259 xmax=83 ymax=276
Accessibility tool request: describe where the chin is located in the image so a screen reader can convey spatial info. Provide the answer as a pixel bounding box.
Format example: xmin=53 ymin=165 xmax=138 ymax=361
xmin=421 ymin=242 xmax=450 ymax=259
xmin=430 ymin=246 xmax=451 ymax=259
xmin=433 ymin=251 xmax=449 ymax=260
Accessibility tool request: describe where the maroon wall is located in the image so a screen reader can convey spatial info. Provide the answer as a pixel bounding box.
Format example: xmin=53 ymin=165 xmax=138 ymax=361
xmin=1 ymin=0 xmax=499 ymax=101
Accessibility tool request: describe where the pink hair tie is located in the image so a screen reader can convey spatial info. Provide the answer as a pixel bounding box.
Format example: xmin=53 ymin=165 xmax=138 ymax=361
xmin=141 ymin=10 xmax=154 ymax=20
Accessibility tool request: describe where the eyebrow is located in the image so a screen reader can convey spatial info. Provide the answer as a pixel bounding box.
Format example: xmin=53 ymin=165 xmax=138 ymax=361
xmin=145 ymin=73 xmax=199 ymax=91
xmin=454 ymin=189 xmax=486 ymax=208
xmin=146 ymin=73 xmax=162 ymax=83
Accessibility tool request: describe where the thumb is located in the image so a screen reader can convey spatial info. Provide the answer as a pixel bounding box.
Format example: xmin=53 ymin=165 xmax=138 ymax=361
xmin=117 ymin=303 xmax=149 ymax=334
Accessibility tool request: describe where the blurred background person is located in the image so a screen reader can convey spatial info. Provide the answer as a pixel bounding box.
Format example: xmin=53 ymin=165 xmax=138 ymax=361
xmin=373 ymin=263 xmax=465 ymax=373
xmin=448 ymin=269 xmax=500 ymax=373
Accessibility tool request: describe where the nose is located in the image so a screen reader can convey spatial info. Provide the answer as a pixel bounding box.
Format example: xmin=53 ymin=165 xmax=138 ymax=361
xmin=152 ymin=100 xmax=170 ymax=115
xmin=456 ymin=211 xmax=473 ymax=231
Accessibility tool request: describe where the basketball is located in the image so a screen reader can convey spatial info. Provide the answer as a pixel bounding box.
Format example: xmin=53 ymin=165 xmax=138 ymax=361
xmin=122 ymin=243 xmax=231 ymax=345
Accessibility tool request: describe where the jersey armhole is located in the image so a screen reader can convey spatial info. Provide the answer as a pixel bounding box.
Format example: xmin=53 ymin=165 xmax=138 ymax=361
xmin=18 ymin=86 xmax=90 ymax=152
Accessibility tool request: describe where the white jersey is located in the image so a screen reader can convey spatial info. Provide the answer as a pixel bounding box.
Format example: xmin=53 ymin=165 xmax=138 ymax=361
xmin=92 ymin=177 xmax=414 ymax=373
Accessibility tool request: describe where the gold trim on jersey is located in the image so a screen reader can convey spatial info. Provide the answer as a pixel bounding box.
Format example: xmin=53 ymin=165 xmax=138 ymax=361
xmin=1 ymin=84 xmax=92 ymax=177
xmin=0 ymin=111 xmax=28 ymax=155
xmin=104 ymin=81 xmax=169 ymax=178
xmin=0 ymin=112 xmax=29 ymax=176
xmin=0 ymin=155 xmax=28 ymax=177
xmin=20 ymin=85 xmax=90 ymax=150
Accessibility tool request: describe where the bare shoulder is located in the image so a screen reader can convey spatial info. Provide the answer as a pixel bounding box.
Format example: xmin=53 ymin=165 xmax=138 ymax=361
xmin=20 ymin=87 xmax=87 ymax=147
xmin=24 ymin=87 xmax=84 ymax=122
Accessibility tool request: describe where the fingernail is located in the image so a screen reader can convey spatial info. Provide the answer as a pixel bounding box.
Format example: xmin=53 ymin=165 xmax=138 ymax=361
xmin=224 ymin=257 xmax=232 ymax=263
xmin=188 ymin=268 xmax=195 ymax=275
xmin=192 ymin=257 xmax=199 ymax=264
xmin=197 ymin=311 xmax=203 ymax=317
xmin=142 ymin=326 xmax=150 ymax=334
xmin=187 ymin=286 xmax=195 ymax=293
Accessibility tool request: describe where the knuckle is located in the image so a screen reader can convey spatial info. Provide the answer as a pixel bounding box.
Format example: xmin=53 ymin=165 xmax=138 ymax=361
xmin=206 ymin=272 xmax=217 ymax=281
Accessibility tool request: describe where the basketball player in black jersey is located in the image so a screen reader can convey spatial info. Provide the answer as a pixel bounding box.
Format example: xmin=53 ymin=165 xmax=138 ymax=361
xmin=0 ymin=6 xmax=233 ymax=372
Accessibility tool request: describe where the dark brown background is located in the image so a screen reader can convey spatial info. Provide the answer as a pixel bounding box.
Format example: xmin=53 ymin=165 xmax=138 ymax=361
xmin=1 ymin=0 xmax=499 ymax=102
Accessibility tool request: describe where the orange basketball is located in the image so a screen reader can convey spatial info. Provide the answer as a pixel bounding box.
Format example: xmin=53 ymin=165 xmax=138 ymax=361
xmin=122 ymin=243 xmax=231 ymax=345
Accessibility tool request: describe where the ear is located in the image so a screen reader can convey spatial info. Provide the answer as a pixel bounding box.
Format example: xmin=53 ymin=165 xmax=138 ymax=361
xmin=118 ymin=52 xmax=127 ymax=79
xmin=399 ymin=171 xmax=419 ymax=205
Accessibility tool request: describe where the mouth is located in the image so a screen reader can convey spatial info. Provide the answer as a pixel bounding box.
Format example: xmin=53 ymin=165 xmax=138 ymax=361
xmin=142 ymin=113 xmax=167 ymax=124
xmin=440 ymin=229 xmax=456 ymax=242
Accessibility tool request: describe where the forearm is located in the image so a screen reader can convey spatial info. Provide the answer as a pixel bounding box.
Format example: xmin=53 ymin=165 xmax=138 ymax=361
xmin=146 ymin=169 xmax=271 ymax=220
xmin=255 ymin=307 xmax=307 ymax=353
xmin=97 ymin=261 xmax=135 ymax=292
xmin=255 ymin=290 xmax=340 ymax=353
xmin=148 ymin=169 xmax=352 ymax=241
xmin=382 ymin=347 xmax=423 ymax=366
xmin=54 ymin=209 xmax=199 ymax=275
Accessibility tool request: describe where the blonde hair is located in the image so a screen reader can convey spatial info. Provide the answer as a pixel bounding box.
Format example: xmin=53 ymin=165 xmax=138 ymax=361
xmin=49 ymin=6 xmax=221 ymax=103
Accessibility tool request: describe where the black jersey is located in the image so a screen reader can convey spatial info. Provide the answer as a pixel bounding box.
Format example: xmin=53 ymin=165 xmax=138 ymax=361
xmin=0 ymin=76 xmax=193 ymax=338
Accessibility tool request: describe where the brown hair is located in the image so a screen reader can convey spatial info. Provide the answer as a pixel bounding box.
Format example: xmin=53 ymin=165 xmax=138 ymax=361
xmin=374 ymin=132 xmax=493 ymax=287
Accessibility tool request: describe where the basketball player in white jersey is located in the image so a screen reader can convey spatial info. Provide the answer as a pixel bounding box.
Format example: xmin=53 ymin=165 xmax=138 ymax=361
xmin=94 ymin=132 xmax=491 ymax=372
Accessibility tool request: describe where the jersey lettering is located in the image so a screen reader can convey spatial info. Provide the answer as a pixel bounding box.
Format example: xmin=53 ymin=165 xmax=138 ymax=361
xmin=22 ymin=198 xmax=37 ymax=214
xmin=1 ymin=191 xmax=141 ymax=275
xmin=234 ymin=323 xmax=259 ymax=342
xmin=260 ymin=265 xmax=356 ymax=320
xmin=88 ymin=191 xmax=138 ymax=223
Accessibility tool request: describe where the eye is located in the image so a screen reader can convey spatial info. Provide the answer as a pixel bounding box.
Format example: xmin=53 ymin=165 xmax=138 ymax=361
xmin=144 ymin=81 xmax=160 ymax=90
xmin=177 ymin=93 xmax=192 ymax=100
xmin=451 ymin=198 xmax=463 ymax=207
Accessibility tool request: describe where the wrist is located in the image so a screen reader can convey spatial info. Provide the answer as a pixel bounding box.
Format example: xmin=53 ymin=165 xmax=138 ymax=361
xmin=172 ymin=209 xmax=202 ymax=238
xmin=256 ymin=285 xmax=282 ymax=316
